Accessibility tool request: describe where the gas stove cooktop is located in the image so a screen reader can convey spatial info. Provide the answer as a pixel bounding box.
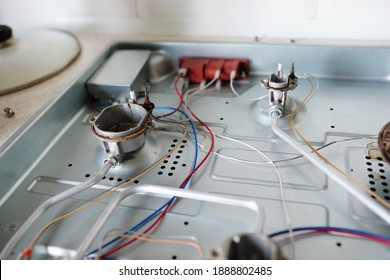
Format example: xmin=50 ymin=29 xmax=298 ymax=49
xmin=0 ymin=41 xmax=389 ymax=260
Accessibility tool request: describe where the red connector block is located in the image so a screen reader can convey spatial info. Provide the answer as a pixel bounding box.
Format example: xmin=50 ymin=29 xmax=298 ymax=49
xmin=179 ymin=57 xmax=249 ymax=83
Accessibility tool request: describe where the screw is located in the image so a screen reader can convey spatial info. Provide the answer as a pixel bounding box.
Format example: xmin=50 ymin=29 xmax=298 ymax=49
xmin=4 ymin=107 xmax=15 ymax=118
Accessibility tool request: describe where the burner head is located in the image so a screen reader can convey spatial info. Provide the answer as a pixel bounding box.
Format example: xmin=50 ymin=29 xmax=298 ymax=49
xmin=378 ymin=121 xmax=390 ymax=163
xmin=90 ymin=103 xmax=154 ymax=163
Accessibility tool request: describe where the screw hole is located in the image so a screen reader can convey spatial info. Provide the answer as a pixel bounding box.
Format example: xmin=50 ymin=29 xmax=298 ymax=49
xmin=331 ymin=125 xmax=335 ymax=128
xmin=68 ymin=164 xmax=72 ymax=167
xmin=336 ymin=242 xmax=342 ymax=247
xmin=85 ymin=174 xmax=91 ymax=178
xmin=172 ymin=255 xmax=177 ymax=260
xmin=184 ymin=221 xmax=189 ymax=225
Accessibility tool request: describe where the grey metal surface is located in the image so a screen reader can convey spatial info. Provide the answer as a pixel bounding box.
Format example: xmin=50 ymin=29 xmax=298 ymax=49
xmin=87 ymin=50 xmax=151 ymax=102
xmin=0 ymin=41 xmax=389 ymax=260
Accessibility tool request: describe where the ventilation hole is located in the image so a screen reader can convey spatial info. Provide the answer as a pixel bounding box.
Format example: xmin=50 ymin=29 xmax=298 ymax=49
xmin=384 ymin=189 xmax=389 ymax=193
xmin=366 ymin=162 xmax=372 ymax=166
xmin=168 ymin=172 xmax=173 ymax=176
xmin=381 ymin=175 xmax=387 ymax=179
xmin=163 ymin=160 xmax=169 ymax=164
xmin=369 ymin=181 xmax=375 ymax=185
xmin=173 ymin=139 xmax=178 ymax=143
xmin=377 ymin=157 xmax=383 ymax=161
xmin=117 ymin=178 xmax=122 ymax=182
xmin=365 ymin=156 xmax=371 ymax=160
xmin=109 ymin=177 xmax=114 ymax=181
xmin=336 ymin=242 xmax=342 ymax=247
xmin=331 ymin=125 xmax=335 ymax=128
xmin=351 ymin=169 xmax=354 ymax=172
xmin=368 ymin=174 xmax=374 ymax=178
xmin=330 ymin=108 xmax=334 ymax=111
xmin=168 ymin=149 xmax=171 ymax=152
xmin=378 ymin=163 xmax=384 ymax=167
xmin=220 ymin=118 xmax=224 ymax=120
xmin=383 ymin=182 xmax=388 ymax=187
xmin=85 ymin=174 xmax=90 ymax=178
xmin=385 ymin=196 xmax=390 ymax=201
xmin=161 ymin=166 xmax=166 ymax=169
xmin=178 ymin=150 xmax=183 ymax=154
xmin=367 ymin=168 xmax=373 ymax=172
xmin=379 ymin=169 xmax=385 ymax=173
xmin=134 ymin=180 xmax=139 ymax=184
xmin=184 ymin=221 xmax=189 ymax=225
xmin=167 ymin=155 xmax=171 ymax=158
xmin=171 ymin=167 xmax=176 ymax=170
xmin=176 ymin=155 xmax=181 ymax=159
xmin=158 ymin=171 xmax=163 ymax=175
xmin=173 ymin=161 xmax=178 ymax=164
xmin=225 ymin=101 xmax=229 ymax=104
xmin=171 ymin=144 xmax=175 ymax=148
xmin=102 ymin=176 xmax=106 ymax=180
xmin=172 ymin=255 xmax=177 ymax=260
xmin=183 ymin=140 xmax=187 ymax=143
xmin=67 ymin=164 xmax=72 ymax=167
xmin=182 ymin=163 xmax=186 ymax=167
xmin=370 ymin=187 xmax=376 ymax=192
xmin=371 ymin=195 xmax=376 ymax=199
xmin=180 ymin=145 xmax=185 ymax=148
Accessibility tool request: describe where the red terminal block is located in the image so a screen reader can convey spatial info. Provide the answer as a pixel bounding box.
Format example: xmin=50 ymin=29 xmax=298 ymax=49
xmin=179 ymin=57 xmax=249 ymax=84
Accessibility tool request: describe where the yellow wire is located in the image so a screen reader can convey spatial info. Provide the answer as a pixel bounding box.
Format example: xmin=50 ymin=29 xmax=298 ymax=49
xmin=289 ymin=75 xmax=390 ymax=208
xmin=26 ymin=127 xmax=188 ymax=251
xmin=97 ymin=232 xmax=205 ymax=260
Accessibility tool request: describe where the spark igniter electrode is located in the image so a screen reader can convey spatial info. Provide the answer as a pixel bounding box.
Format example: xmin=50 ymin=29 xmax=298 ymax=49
xmin=260 ymin=63 xmax=298 ymax=118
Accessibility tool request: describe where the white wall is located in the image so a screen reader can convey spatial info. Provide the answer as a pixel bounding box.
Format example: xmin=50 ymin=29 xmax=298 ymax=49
xmin=1 ymin=0 xmax=390 ymax=42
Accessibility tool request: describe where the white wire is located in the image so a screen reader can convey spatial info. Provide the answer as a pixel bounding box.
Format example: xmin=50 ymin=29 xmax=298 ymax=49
xmin=194 ymin=131 xmax=296 ymax=259
xmin=230 ymin=71 xmax=268 ymax=101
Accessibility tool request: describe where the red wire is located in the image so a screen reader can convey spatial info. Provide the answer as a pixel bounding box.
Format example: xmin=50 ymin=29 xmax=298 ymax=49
xmin=100 ymin=75 xmax=215 ymax=258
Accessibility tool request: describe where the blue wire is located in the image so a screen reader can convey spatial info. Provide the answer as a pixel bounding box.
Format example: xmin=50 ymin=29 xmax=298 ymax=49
xmin=86 ymin=106 xmax=198 ymax=258
xmin=268 ymin=226 xmax=390 ymax=241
